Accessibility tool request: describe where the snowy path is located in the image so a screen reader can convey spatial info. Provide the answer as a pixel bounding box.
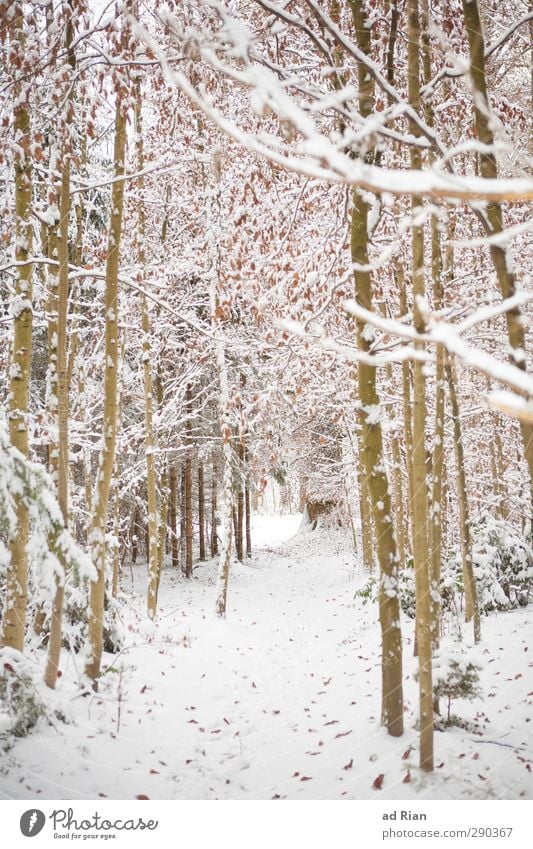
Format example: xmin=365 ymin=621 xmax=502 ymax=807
xmin=1 ymin=517 xmax=532 ymax=800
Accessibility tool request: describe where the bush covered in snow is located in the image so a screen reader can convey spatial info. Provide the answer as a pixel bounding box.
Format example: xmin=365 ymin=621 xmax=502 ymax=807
xmin=432 ymin=641 xmax=483 ymax=726
xmin=356 ymin=516 xmax=533 ymax=624
xmin=0 ymin=648 xmax=45 ymax=744
xmin=444 ymin=514 xmax=533 ymax=614
xmin=355 ymin=566 xmax=416 ymax=619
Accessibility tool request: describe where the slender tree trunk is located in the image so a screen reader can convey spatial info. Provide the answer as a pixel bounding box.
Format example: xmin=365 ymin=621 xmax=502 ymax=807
xmin=180 ymin=464 xmax=186 ymax=572
xmin=111 ymin=465 xmax=121 ymax=598
xmin=169 ymin=463 xmax=179 ymax=568
xmin=493 ymin=423 xmax=509 ymax=520
xmin=235 ymin=441 xmax=244 ymax=562
xmin=133 ymin=79 xmax=159 ymax=617
xmin=131 ymin=501 xmax=139 ymax=564
xmin=462 ymin=0 xmax=533 ymax=514
xmin=45 ymin=16 xmax=75 ymax=687
xmin=358 ymin=449 xmax=374 ymax=572
xmin=428 ymin=225 xmax=447 ymax=651
xmin=156 ymin=462 xmax=169 ymax=598
xmin=245 ymin=452 xmax=252 ymax=559
xmin=211 ymin=458 xmax=219 ymax=557
xmin=384 ymin=354 xmax=406 ymax=571
xmin=209 ymin=157 xmax=234 ymax=616
xmin=2 ymin=12 xmax=33 ymax=652
xmin=350 ymin=0 xmax=403 ymax=738
xmin=184 ymin=384 xmax=194 ymax=578
xmin=399 ymin=271 xmax=415 ymax=556
xmin=85 ymin=95 xmax=126 ymax=688
xmin=407 ymin=0 xmax=433 ymax=771
xmin=420 ymin=0 xmax=445 ymax=653
xmin=445 ymin=357 xmax=481 ymax=643
xmin=198 ymin=460 xmax=206 ymax=561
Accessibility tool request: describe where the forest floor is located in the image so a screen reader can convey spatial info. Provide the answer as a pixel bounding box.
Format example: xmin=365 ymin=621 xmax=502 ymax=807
xmin=1 ymin=515 xmax=532 ymax=800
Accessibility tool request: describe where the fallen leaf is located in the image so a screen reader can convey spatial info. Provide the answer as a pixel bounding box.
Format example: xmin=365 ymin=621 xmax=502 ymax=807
xmin=373 ymin=774 xmax=385 ymax=790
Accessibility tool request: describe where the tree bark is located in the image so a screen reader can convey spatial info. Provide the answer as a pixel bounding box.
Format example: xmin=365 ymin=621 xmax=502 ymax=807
xmin=462 ymin=0 xmax=533 ymax=515
xmin=45 ymin=13 xmax=75 ymax=687
xmin=184 ymin=384 xmax=194 ymax=578
xmin=445 ymin=356 xmax=481 ymax=643
xmin=407 ymin=0 xmax=433 ymax=771
xmin=169 ymin=463 xmax=179 ymax=568
xmin=350 ymin=0 xmax=403 ymax=738
xmin=198 ymin=460 xmax=206 ymax=561
xmin=245 ymin=450 xmax=252 ymax=559
xmin=85 ymin=95 xmax=126 ymax=688
xmin=235 ymin=441 xmax=244 ymax=562
xmin=211 ymin=458 xmax=219 ymax=557
xmin=2 ymin=10 xmax=33 ymax=653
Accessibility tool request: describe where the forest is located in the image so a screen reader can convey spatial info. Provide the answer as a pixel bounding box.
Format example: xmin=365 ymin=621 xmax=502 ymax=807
xmin=0 ymin=0 xmax=532 ymax=802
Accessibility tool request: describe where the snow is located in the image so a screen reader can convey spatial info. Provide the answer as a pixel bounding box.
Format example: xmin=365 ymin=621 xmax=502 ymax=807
xmin=1 ymin=516 xmax=531 ymax=801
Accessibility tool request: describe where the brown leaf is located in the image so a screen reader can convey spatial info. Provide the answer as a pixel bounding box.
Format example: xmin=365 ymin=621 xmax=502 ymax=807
xmin=343 ymin=759 xmax=353 ymax=770
xmin=136 ymin=795 xmax=150 ymax=800
xmin=372 ymin=774 xmax=385 ymax=790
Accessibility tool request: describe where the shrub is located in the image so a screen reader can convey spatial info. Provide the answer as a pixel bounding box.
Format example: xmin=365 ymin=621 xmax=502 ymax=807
xmin=0 ymin=648 xmax=44 ymax=744
xmin=432 ymin=643 xmax=483 ymax=725
xmin=444 ymin=514 xmax=533 ymax=614
xmin=355 ymin=566 xmax=415 ymax=619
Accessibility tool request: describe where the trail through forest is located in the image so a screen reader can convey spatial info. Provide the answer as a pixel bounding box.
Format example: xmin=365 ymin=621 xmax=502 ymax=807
xmin=0 ymin=518 xmax=531 ymax=801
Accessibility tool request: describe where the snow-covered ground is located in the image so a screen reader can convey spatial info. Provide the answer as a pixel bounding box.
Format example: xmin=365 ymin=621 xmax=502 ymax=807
xmin=0 ymin=515 xmax=532 ymax=800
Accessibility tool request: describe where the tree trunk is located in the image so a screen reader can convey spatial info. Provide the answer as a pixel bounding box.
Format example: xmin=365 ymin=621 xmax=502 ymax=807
xmin=184 ymin=384 xmax=194 ymax=578
xmin=358 ymin=449 xmax=374 ymax=572
xmin=85 ymin=95 xmax=126 ymax=688
xmin=111 ymin=466 xmax=121 ymax=598
xmin=45 ymin=15 xmax=75 ymax=687
xmin=350 ymin=0 xmax=403 ymax=739
xmin=2 ymin=12 xmax=33 ymax=652
xmin=235 ymin=441 xmax=244 ymax=561
xmin=462 ymin=0 xmax=533 ymax=515
xmin=407 ymin=0 xmax=433 ymax=771
xmin=169 ymin=463 xmax=179 ymax=568
xmin=198 ymin=460 xmax=206 ymax=561
xmin=133 ymin=78 xmax=159 ymax=617
xmin=156 ymin=462 xmax=169 ymax=598
xmin=445 ymin=357 xmax=481 ymax=643
xmin=180 ymin=464 xmax=186 ymax=572
xmin=131 ymin=501 xmax=139 ymax=564
xmin=245 ymin=455 xmax=252 ymax=559
xmin=211 ymin=458 xmax=219 ymax=557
